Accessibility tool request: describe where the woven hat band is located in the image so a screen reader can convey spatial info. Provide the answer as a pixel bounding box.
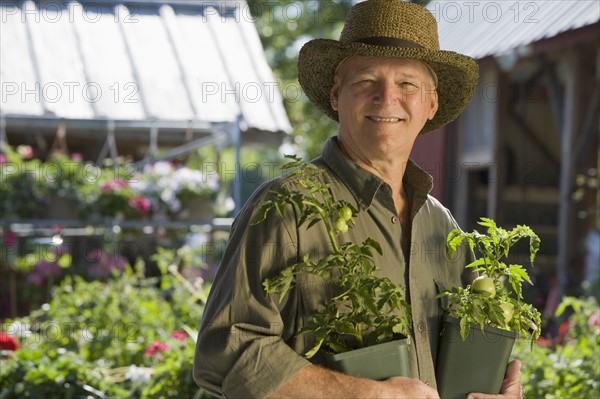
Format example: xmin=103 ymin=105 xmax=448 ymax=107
xmin=355 ymin=37 xmax=422 ymax=48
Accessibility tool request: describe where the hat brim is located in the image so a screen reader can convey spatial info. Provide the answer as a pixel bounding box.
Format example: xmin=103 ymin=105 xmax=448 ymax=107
xmin=298 ymin=39 xmax=479 ymax=134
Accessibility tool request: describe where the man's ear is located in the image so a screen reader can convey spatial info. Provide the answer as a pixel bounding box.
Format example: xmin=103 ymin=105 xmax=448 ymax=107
xmin=428 ymin=90 xmax=439 ymax=120
xmin=330 ymin=76 xmax=340 ymax=111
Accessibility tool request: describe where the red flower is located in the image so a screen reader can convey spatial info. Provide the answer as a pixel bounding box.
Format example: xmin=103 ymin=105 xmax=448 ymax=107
xmin=0 ymin=332 xmax=20 ymax=351
xmin=558 ymin=321 xmax=572 ymax=338
xmin=171 ymin=331 xmax=187 ymax=340
xmin=145 ymin=340 xmax=170 ymax=356
xmin=537 ymin=336 xmax=553 ymax=348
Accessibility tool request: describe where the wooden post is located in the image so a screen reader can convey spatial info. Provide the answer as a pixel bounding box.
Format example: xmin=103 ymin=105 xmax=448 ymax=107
xmin=556 ymin=51 xmax=581 ymax=302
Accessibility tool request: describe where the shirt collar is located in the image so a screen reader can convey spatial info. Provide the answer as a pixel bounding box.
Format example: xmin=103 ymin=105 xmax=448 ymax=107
xmin=320 ymin=136 xmax=434 ymax=214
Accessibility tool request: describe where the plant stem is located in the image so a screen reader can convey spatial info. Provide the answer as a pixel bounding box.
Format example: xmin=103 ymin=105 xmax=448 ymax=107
xmin=301 ymin=199 xmax=340 ymax=253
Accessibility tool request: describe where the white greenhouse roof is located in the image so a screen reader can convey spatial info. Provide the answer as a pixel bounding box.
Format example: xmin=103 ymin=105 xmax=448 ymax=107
xmin=427 ymin=0 xmax=600 ymax=60
xmin=0 ymin=0 xmax=291 ymax=136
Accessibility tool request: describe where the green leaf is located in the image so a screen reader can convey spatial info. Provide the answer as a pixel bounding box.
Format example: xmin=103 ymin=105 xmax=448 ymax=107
xmin=465 ymin=258 xmax=486 ymax=270
xmin=446 ymin=229 xmax=465 ymax=256
xmin=57 ymin=254 xmax=72 ymax=268
xmin=251 ymin=201 xmax=272 ymax=225
xmin=477 ymin=217 xmax=495 ymax=228
xmin=304 ymin=336 xmax=324 ymax=359
xmin=275 ymin=201 xmax=285 ymax=218
xmin=364 ymin=238 xmax=383 ymax=255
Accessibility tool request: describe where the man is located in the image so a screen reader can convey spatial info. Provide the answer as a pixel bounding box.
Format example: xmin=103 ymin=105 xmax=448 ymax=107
xmin=194 ymin=1 xmax=522 ymax=398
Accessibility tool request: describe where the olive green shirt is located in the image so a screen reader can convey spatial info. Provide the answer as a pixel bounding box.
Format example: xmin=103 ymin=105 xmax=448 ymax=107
xmin=194 ymin=137 xmax=474 ymax=398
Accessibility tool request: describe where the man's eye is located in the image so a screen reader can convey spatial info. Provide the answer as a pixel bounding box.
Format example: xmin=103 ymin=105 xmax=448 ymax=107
xmin=400 ymin=82 xmax=420 ymax=92
xmin=401 ymin=82 xmax=418 ymax=88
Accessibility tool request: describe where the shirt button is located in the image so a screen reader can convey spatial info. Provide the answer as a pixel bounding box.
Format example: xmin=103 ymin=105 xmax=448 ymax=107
xmin=391 ymin=216 xmax=398 ymax=224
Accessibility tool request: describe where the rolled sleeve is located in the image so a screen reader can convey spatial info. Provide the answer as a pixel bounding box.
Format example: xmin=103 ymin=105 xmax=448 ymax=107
xmin=223 ymin=336 xmax=310 ymax=397
xmin=193 ymin=181 xmax=309 ymax=398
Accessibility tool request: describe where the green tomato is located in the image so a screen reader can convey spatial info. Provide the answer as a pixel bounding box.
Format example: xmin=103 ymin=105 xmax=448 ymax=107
xmin=490 ymin=302 xmax=514 ymax=325
xmin=471 ymin=276 xmax=496 ymax=298
xmin=334 ymin=218 xmax=348 ymax=233
xmin=339 ymin=205 xmax=353 ymax=222
xmin=499 ymin=302 xmax=514 ymax=323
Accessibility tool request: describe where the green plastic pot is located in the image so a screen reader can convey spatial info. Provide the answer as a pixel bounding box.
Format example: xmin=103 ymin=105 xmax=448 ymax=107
xmin=324 ymin=338 xmax=413 ymax=380
xmin=436 ymin=315 xmax=516 ymax=399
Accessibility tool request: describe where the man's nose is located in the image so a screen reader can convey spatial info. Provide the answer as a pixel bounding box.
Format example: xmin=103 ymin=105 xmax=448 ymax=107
xmin=372 ymin=82 xmax=401 ymax=105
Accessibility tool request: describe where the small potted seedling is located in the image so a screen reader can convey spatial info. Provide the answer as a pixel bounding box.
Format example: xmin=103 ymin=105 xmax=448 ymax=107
xmin=436 ymin=217 xmax=542 ymax=399
xmin=253 ymin=155 xmax=413 ymax=380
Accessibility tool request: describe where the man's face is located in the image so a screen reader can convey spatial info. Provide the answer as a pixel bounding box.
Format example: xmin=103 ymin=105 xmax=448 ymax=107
xmin=331 ymin=56 xmax=438 ymax=163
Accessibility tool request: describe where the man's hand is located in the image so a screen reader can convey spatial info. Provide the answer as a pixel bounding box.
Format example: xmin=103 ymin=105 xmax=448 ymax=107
xmin=467 ymin=360 xmax=522 ymax=399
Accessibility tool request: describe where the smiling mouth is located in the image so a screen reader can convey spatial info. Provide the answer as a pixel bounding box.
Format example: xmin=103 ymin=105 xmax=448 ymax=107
xmin=367 ymin=116 xmax=403 ymax=122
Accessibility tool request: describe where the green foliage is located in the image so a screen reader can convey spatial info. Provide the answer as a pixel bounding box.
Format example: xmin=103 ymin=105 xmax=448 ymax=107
xmin=253 ymin=155 xmax=411 ymax=357
xmin=514 ymin=296 xmax=600 ymax=398
xmin=440 ymin=218 xmax=542 ymax=343
xmin=0 ymin=343 xmax=127 ymax=399
xmin=0 ymin=257 xmax=210 ymax=399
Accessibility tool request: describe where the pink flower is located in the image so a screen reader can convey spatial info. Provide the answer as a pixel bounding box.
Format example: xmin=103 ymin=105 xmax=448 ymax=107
xmin=0 ymin=154 xmax=7 ymax=164
xmin=16 ymin=145 xmax=33 ymax=160
xmin=70 ymin=153 xmax=83 ymax=162
xmin=171 ymin=331 xmax=187 ymax=340
xmin=130 ymin=196 xmax=151 ymax=213
xmin=114 ymin=179 xmax=128 ymax=188
xmin=145 ymin=340 xmax=170 ymax=356
xmin=5 ymin=231 xmax=17 ymax=248
xmin=101 ymin=183 xmax=114 ymax=193
xmin=588 ymin=312 xmax=600 ymax=328
xmin=87 ymin=249 xmax=127 ymax=279
xmin=101 ymin=179 xmax=129 ymax=193
xmin=27 ymin=260 xmax=63 ymax=286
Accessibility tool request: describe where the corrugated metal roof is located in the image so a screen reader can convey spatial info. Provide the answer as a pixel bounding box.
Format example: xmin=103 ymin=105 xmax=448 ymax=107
xmin=0 ymin=0 xmax=291 ymax=134
xmin=427 ymin=0 xmax=600 ymax=60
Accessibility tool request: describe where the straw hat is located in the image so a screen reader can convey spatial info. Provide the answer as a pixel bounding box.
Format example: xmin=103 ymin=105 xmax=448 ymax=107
xmin=298 ymin=0 xmax=479 ymax=134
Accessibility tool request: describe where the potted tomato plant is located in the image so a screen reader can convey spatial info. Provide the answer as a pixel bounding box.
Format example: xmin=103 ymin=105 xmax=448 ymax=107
xmin=252 ymin=156 xmax=413 ymax=380
xmin=436 ymin=218 xmax=542 ymax=398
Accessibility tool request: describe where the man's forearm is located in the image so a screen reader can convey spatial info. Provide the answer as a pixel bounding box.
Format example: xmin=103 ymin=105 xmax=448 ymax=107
xmin=268 ymin=364 xmax=440 ymax=399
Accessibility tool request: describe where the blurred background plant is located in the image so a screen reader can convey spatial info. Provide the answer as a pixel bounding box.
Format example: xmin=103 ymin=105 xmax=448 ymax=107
xmin=0 ymin=247 xmax=213 ymax=399
xmin=0 ymin=144 xmax=46 ymax=218
xmin=514 ymin=296 xmax=600 ymax=398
